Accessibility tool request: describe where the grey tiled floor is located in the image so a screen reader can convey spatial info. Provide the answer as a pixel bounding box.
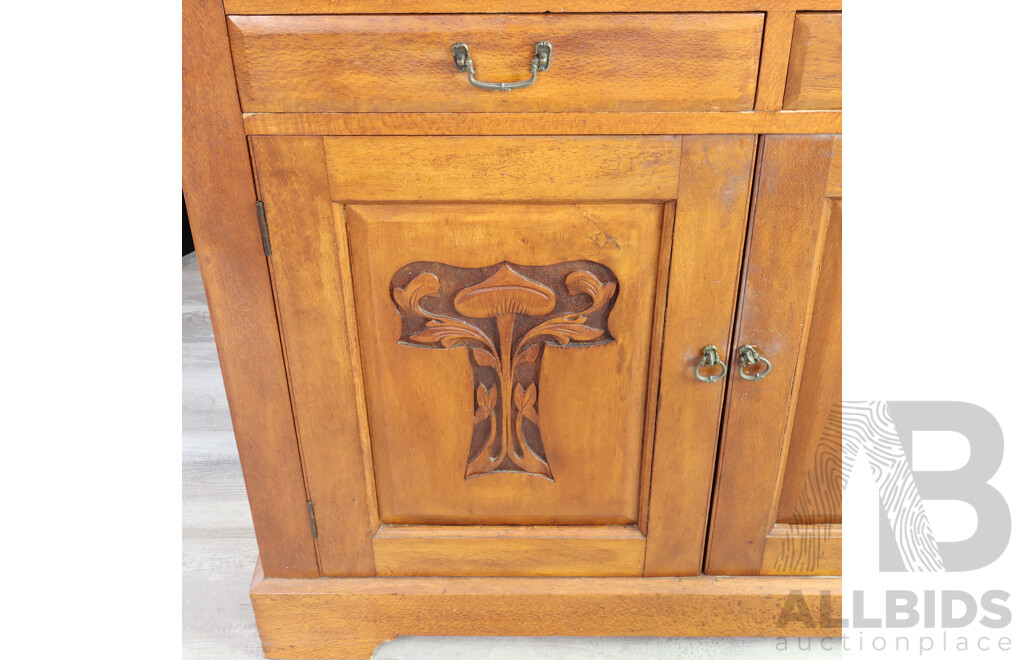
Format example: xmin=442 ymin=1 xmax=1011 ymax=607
xmin=181 ymin=252 xmax=838 ymax=659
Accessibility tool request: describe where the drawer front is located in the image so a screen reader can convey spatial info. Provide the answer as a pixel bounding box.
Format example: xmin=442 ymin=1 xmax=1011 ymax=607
xmin=784 ymin=13 xmax=842 ymax=110
xmin=228 ymin=13 xmax=764 ymax=113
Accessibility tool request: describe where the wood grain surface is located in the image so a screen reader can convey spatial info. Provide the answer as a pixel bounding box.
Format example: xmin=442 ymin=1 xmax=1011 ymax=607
xmin=225 ymin=0 xmax=842 ymax=13
xmin=775 ymin=137 xmax=841 ymax=529
xmin=636 ymin=202 xmax=677 ymax=534
xmin=372 ymin=525 xmax=645 ymax=576
xmin=776 ymin=199 xmax=842 ymax=525
xmin=324 ymin=136 xmax=682 ymax=201
xmin=243 ymin=111 xmax=842 ymax=136
xmin=784 ymin=13 xmax=842 ymax=110
xmin=761 ymin=524 xmax=842 ymax=575
xmin=227 ymin=14 xmax=763 ymax=113
xmin=644 ymin=135 xmax=758 ymax=576
xmin=250 ymin=137 xmax=377 ymax=577
xmin=754 ymin=12 xmax=797 ymax=111
xmin=704 ymin=135 xmax=837 ymax=575
xmin=183 ymin=0 xmax=318 ymax=579
xmin=251 ymin=565 xmax=842 ymax=658
xmin=184 ymin=257 xmax=841 ymax=658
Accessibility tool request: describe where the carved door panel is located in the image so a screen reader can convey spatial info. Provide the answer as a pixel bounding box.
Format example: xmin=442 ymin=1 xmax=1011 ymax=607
xmin=251 ymin=135 xmax=757 ymax=577
xmin=704 ymin=135 xmax=842 ymax=576
xmin=350 ymin=203 xmax=659 ymax=525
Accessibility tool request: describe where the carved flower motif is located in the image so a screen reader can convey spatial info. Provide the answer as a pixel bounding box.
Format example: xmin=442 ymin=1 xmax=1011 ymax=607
xmin=391 ymin=261 xmax=618 ymax=481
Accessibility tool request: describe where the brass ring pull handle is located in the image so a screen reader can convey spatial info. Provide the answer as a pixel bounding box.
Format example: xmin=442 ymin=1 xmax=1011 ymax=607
xmin=738 ymin=344 xmax=772 ymax=381
xmin=451 ymin=42 xmax=552 ymax=91
xmin=694 ymin=345 xmax=728 ymax=383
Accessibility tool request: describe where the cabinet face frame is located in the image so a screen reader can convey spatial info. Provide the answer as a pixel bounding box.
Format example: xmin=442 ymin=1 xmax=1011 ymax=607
xmin=704 ymin=134 xmax=842 ymax=576
xmin=183 ymin=0 xmax=320 ymax=579
xmin=250 ymin=135 xmax=757 ymax=577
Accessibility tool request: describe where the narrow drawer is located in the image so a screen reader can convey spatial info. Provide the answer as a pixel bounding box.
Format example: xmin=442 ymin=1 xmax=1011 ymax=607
xmin=227 ymin=14 xmax=764 ymax=113
xmin=783 ymin=13 xmax=842 ymax=110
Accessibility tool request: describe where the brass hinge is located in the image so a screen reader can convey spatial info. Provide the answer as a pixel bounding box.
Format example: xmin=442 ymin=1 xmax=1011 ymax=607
xmin=255 ymin=201 xmax=272 ymax=256
xmin=307 ymin=501 xmax=318 ymax=539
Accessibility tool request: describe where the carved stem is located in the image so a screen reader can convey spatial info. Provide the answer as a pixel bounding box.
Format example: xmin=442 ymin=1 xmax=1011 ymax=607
xmin=494 ymin=312 xmax=522 ymax=462
xmin=514 ymin=404 xmax=526 ymax=461
xmin=485 ymin=407 xmax=497 ymax=462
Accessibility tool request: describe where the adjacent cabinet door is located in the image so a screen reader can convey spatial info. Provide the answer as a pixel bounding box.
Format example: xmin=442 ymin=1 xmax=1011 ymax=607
xmin=251 ymin=135 xmax=757 ymax=577
xmin=705 ymin=135 xmax=842 ymax=576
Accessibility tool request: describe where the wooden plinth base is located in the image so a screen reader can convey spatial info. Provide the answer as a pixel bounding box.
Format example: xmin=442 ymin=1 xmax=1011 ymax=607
xmin=250 ymin=558 xmax=841 ymax=659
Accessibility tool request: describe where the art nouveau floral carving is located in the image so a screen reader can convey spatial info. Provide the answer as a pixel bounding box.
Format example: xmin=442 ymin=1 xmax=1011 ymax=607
xmin=391 ymin=261 xmax=618 ymax=479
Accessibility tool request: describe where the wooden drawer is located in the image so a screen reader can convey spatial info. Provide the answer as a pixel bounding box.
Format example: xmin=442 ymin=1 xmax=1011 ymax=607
xmin=227 ymin=14 xmax=764 ymax=113
xmin=784 ymin=13 xmax=842 ymax=110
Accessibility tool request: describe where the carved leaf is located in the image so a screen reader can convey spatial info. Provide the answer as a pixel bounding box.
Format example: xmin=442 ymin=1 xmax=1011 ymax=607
xmin=410 ymin=317 xmax=489 ymax=348
xmin=475 ymin=384 xmax=494 ymax=422
xmin=470 ymin=347 xmax=500 ymax=371
xmin=527 ymin=319 xmax=606 ymax=346
xmin=515 ymin=342 xmax=540 ymax=366
xmin=516 ymin=270 xmax=616 ymax=348
xmin=524 ymin=406 xmax=540 ymax=424
xmin=566 ymin=270 xmax=617 ymax=310
xmin=523 ymin=383 xmax=537 ymax=408
xmin=514 ymin=383 xmax=525 ymax=409
xmin=393 ymin=272 xmax=440 ymax=315
xmin=565 ymin=270 xmax=601 ymax=299
xmin=522 ymin=383 xmax=539 ymax=423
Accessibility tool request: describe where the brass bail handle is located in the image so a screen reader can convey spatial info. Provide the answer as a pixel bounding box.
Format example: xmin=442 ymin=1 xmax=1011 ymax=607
xmin=451 ymin=42 xmax=552 ymax=91
xmin=694 ymin=345 xmax=727 ymax=383
xmin=738 ymin=344 xmax=772 ymax=381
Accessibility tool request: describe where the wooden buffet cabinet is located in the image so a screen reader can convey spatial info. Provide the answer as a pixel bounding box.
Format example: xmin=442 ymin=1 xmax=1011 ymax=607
xmin=183 ymin=1 xmax=842 ymax=657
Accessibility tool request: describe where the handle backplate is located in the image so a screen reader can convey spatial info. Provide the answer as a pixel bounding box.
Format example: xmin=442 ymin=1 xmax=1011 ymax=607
xmin=695 ymin=345 xmax=727 ymax=383
xmin=738 ymin=344 xmax=772 ymax=381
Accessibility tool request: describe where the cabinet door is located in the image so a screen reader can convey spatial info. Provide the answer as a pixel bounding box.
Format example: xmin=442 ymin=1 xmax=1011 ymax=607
xmin=705 ymin=135 xmax=841 ymax=576
xmin=251 ymin=135 xmax=756 ymax=577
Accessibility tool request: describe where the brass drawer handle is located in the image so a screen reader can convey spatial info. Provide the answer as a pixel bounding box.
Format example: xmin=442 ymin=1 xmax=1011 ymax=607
xmin=738 ymin=344 xmax=772 ymax=381
xmin=695 ymin=345 xmax=727 ymax=383
xmin=451 ymin=41 xmax=552 ymax=91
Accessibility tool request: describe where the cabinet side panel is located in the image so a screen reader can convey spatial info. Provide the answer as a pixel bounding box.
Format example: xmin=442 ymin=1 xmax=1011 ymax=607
xmin=644 ymin=135 xmax=757 ymax=576
xmin=183 ymin=0 xmax=318 ymax=577
xmin=251 ymin=136 xmax=376 ymax=577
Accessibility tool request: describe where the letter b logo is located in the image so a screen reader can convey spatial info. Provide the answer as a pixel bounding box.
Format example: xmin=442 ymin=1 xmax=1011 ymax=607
xmin=844 ymin=401 xmax=1010 ymax=571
